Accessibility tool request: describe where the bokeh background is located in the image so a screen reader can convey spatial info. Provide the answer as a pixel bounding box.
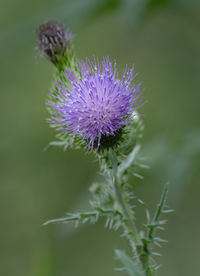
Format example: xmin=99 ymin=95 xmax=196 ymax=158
xmin=1 ymin=0 xmax=200 ymax=275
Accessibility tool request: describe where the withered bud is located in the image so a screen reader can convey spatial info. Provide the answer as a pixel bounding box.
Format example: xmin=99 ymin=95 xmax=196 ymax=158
xmin=36 ymin=20 xmax=73 ymax=64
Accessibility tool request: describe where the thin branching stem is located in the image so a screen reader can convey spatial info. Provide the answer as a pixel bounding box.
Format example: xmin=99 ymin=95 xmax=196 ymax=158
xmin=148 ymin=182 xmax=169 ymax=241
xmin=141 ymin=182 xmax=169 ymax=275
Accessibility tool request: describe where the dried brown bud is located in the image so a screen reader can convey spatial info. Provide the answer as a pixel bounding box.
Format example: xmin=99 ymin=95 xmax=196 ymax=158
xmin=36 ymin=20 xmax=73 ymax=64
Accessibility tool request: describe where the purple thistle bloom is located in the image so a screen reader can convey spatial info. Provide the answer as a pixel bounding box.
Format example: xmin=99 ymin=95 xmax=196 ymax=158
xmin=48 ymin=57 xmax=143 ymax=150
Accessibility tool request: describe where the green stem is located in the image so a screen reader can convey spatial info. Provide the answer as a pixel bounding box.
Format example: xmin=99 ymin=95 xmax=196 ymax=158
xmin=109 ymin=149 xmax=156 ymax=276
xmin=114 ymin=173 xmax=138 ymax=239
xmin=148 ymin=182 xmax=169 ymax=241
xmin=113 ymin=174 xmax=138 ymax=252
xmin=142 ymin=183 xmax=169 ymax=275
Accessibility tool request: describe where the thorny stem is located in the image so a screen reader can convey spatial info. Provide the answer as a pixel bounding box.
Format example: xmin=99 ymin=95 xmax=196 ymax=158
xmin=113 ymin=173 xmax=138 ymax=247
xmin=142 ymin=182 xmax=169 ymax=276
xmin=109 ymin=149 xmax=155 ymax=276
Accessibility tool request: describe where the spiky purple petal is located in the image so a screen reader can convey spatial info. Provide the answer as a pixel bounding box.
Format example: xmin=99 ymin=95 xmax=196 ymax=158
xmin=48 ymin=57 xmax=143 ymax=150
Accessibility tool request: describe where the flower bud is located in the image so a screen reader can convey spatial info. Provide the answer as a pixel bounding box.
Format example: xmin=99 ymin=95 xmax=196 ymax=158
xmin=36 ymin=20 xmax=73 ymax=64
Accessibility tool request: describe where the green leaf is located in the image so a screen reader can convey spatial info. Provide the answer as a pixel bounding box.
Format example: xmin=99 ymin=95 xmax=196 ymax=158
xmin=115 ymin=249 xmax=145 ymax=276
xmin=147 ymin=182 xmax=170 ymax=243
xmin=43 ymin=208 xmax=121 ymax=226
xmin=118 ymin=144 xmax=141 ymax=177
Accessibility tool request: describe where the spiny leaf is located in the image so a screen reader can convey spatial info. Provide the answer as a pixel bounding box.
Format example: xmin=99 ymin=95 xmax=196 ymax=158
xmin=148 ymin=182 xmax=169 ymax=240
xmin=118 ymin=144 xmax=141 ymax=177
xmin=115 ymin=249 xmax=145 ymax=276
xmin=43 ymin=208 xmax=120 ymax=226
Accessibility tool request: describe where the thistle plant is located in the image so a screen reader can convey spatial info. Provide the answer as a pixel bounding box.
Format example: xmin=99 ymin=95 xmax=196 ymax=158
xmin=36 ymin=21 xmax=171 ymax=276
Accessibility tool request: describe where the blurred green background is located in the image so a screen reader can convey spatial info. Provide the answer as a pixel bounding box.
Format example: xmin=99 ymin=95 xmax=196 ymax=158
xmin=1 ymin=0 xmax=200 ymax=275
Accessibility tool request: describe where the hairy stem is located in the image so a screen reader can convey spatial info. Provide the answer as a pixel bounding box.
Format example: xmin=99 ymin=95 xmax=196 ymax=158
xmin=113 ymin=173 xmax=138 ymax=243
xmin=109 ymin=149 xmax=155 ymax=276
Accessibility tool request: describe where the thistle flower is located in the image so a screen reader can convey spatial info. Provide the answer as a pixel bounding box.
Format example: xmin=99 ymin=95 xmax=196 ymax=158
xmin=48 ymin=57 xmax=143 ymax=150
xmin=36 ymin=20 xmax=73 ymax=64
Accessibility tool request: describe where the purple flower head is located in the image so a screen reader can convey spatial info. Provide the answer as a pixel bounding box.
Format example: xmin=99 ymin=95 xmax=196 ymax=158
xmin=48 ymin=57 xmax=143 ymax=150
